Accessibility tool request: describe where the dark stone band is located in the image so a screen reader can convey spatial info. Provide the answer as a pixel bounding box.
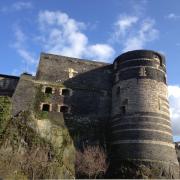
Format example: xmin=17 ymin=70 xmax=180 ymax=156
xmin=114 ymin=59 xmax=166 ymax=73
xmin=111 ymin=130 xmax=173 ymax=143
xmin=114 ymin=67 xmax=166 ymax=84
xmin=112 ymin=117 xmax=171 ymax=126
xmin=112 ymin=112 xmax=170 ymax=121
xmin=110 ymin=143 xmax=177 ymax=163
xmin=111 ymin=123 xmax=172 ymax=133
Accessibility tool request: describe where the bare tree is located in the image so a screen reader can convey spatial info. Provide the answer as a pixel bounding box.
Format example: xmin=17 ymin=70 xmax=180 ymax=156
xmin=75 ymin=145 xmax=108 ymax=179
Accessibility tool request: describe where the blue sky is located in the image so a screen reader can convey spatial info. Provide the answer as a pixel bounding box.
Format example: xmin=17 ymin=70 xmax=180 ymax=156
xmin=0 ymin=0 xmax=180 ymax=141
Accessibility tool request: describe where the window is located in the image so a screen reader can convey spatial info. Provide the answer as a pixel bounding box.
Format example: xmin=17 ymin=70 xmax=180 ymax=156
xmin=121 ymin=106 xmax=126 ymax=114
xmin=62 ymin=89 xmax=70 ymax=96
xmin=154 ymin=54 xmax=159 ymax=60
xmin=60 ymin=105 xmax=69 ymax=113
xmin=139 ymin=67 xmax=146 ymax=76
xmin=159 ymin=59 xmax=163 ymax=67
xmin=42 ymin=104 xmax=50 ymax=112
xmin=163 ymin=75 xmax=166 ymax=84
xmin=60 ymin=88 xmax=72 ymax=96
xmin=45 ymin=87 xmax=53 ymax=94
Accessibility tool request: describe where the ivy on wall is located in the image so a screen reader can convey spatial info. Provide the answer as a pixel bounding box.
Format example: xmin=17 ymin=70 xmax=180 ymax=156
xmin=0 ymin=96 xmax=11 ymax=136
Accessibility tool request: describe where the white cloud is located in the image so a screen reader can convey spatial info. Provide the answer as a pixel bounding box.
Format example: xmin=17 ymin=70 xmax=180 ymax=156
xmin=111 ymin=0 xmax=158 ymax=52
xmin=168 ymin=85 xmax=180 ymax=136
xmin=87 ymin=44 xmax=115 ymax=60
xmin=12 ymin=26 xmax=37 ymax=73
xmin=1 ymin=1 xmax=33 ymax=13
xmin=113 ymin=15 xmax=138 ymax=38
xmin=123 ymin=19 xmax=158 ymax=52
xmin=37 ymin=10 xmax=115 ymax=62
xmin=12 ymin=2 xmax=33 ymax=11
xmin=14 ymin=27 xmax=26 ymax=46
xmin=11 ymin=10 xmax=115 ymax=75
xmin=166 ymin=13 xmax=180 ymax=20
xmin=112 ymin=14 xmax=159 ymax=52
xmin=17 ymin=49 xmax=36 ymax=65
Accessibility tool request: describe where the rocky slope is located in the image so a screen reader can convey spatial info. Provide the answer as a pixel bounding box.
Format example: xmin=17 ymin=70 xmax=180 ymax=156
xmin=0 ymin=97 xmax=75 ymax=179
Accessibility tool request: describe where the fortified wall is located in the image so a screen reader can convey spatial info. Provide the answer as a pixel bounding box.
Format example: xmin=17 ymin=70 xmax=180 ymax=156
xmin=109 ymin=50 xmax=179 ymax=178
xmin=0 ymin=74 xmax=19 ymax=97
xmin=12 ymin=53 xmax=113 ymax=148
xmin=0 ymin=50 xmax=179 ymax=178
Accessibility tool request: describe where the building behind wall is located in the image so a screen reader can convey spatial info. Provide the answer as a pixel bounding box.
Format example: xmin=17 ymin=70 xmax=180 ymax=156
xmin=0 ymin=50 xmax=179 ymax=178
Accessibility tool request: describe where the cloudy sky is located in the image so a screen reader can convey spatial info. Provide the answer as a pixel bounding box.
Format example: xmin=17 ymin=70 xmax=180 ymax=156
xmin=0 ymin=0 xmax=180 ymax=141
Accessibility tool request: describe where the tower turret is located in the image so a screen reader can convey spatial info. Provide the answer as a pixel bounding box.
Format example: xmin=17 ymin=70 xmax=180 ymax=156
xmin=110 ymin=50 xmax=179 ymax=178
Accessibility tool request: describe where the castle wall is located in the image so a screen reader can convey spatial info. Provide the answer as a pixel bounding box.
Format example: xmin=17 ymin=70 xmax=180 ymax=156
xmin=12 ymin=53 xmax=113 ymax=147
xmin=0 ymin=74 xmax=19 ymax=97
xmin=12 ymin=74 xmax=35 ymax=115
xmin=36 ymin=53 xmax=111 ymax=90
xmin=4 ymin=50 xmax=179 ymax=178
xmin=110 ymin=50 xmax=179 ymax=178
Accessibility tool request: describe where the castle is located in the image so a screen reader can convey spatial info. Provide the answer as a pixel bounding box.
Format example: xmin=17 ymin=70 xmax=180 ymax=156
xmin=0 ymin=50 xmax=179 ymax=178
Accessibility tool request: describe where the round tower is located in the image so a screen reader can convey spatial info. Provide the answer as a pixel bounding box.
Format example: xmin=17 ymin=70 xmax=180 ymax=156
xmin=110 ymin=50 xmax=179 ymax=178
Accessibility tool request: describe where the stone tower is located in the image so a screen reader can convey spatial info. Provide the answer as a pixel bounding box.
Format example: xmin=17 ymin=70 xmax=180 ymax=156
xmin=110 ymin=50 xmax=179 ymax=178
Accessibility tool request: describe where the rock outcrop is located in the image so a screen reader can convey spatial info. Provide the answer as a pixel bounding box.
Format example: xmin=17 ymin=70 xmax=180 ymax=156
xmin=0 ymin=97 xmax=75 ymax=179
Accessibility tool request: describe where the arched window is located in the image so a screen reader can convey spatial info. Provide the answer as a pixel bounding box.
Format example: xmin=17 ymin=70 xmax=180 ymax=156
xmin=42 ymin=104 xmax=50 ymax=112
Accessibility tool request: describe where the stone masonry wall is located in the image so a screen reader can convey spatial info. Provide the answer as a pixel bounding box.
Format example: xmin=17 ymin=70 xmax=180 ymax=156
xmin=0 ymin=74 xmax=19 ymax=97
xmin=12 ymin=53 xmax=113 ymax=149
xmin=12 ymin=74 xmax=36 ymax=115
xmin=36 ymin=53 xmax=112 ymax=90
xmin=109 ymin=50 xmax=179 ymax=178
xmin=2 ymin=50 xmax=179 ymax=178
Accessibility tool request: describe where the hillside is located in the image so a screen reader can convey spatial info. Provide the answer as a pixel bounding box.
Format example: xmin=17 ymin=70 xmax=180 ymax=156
xmin=0 ymin=96 xmax=75 ymax=179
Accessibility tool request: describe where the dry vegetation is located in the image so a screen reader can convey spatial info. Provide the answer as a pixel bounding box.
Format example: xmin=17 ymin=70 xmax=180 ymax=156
xmin=0 ymin=108 xmax=75 ymax=179
xmin=75 ymin=145 xmax=109 ymax=178
xmin=0 ymin=97 xmax=109 ymax=179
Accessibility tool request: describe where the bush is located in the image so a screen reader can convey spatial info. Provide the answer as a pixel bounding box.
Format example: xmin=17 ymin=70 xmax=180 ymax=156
xmin=75 ymin=145 xmax=108 ymax=178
